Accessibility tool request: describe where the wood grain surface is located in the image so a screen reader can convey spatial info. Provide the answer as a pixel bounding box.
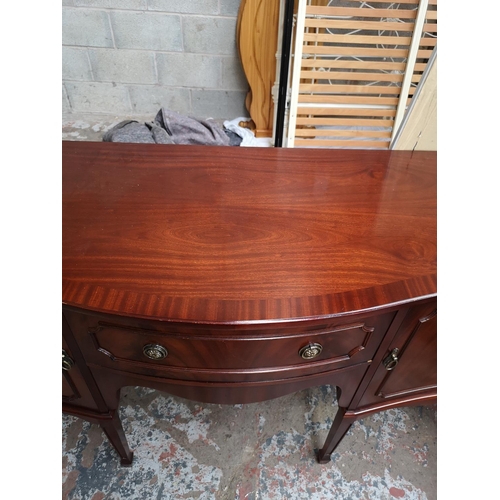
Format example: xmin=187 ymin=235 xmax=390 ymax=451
xmin=62 ymin=142 xmax=436 ymax=323
xmin=237 ymin=0 xmax=280 ymax=137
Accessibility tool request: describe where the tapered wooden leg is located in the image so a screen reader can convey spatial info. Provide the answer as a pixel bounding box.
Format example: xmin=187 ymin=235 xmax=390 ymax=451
xmin=100 ymin=410 xmax=134 ymax=466
xmin=317 ymin=407 xmax=357 ymax=464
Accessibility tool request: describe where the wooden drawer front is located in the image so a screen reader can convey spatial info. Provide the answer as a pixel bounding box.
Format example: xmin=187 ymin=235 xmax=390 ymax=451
xmin=65 ymin=310 xmax=395 ymax=376
xmin=62 ymin=338 xmax=99 ymax=411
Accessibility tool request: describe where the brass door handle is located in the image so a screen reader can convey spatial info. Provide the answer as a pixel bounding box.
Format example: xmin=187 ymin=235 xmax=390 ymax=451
xmin=62 ymin=349 xmax=74 ymax=371
xmin=383 ymin=348 xmax=400 ymax=371
xmin=143 ymin=344 xmax=168 ymax=360
xmin=299 ymin=343 xmax=323 ymax=360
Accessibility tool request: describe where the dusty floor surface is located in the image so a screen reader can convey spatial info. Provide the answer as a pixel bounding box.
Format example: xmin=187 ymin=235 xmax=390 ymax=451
xmin=62 ymin=115 xmax=437 ymax=499
xmin=63 ymin=114 xmax=148 ymax=142
xmin=63 ymin=386 xmax=436 ymax=500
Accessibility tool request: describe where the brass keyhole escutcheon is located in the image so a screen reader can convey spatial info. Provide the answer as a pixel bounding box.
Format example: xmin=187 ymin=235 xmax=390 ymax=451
xmin=143 ymin=344 xmax=168 ymax=360
xmin=299 ymin=343 xmax=323 ymax=360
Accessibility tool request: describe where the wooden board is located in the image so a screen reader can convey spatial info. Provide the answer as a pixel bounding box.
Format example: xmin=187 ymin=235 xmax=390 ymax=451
xmin=237 ymin=0 xmax=280 ymax=138
xmin=393 ymin=56 xmax=437 ymax=151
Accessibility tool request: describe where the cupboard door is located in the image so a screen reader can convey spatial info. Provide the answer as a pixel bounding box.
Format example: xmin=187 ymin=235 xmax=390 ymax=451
xmin=357 ymin=299 xmax=437 ymax=408
xmin=62 ymin=336 xmax=100 ymax=411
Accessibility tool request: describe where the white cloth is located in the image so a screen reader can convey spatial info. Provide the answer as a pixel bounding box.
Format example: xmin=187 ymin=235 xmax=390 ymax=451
xmin=223 ymin=117 xmax=273 ymax=147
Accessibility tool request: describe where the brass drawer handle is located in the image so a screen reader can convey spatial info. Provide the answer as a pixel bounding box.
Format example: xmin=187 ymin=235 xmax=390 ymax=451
xmin=383 ymin=348 xmax=400 ymax=371
xmin=62 ymin=349 xmax=74 ymax=371
xmin=299 ymin=343 xmax=323 ymax=360
xmin=143 ymin=344 xmax=168 ymax=360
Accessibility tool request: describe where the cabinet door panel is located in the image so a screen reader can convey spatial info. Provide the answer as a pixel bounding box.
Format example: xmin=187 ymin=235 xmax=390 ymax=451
xmin=62 ymin=337 xmax=100 ymax=411
xmin=358 ymin=299 xmax=437 ymax=408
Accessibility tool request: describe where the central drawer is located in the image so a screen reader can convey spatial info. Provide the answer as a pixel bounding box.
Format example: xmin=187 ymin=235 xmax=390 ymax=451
xmin=63 ymin=308 xmax=396 ymax=382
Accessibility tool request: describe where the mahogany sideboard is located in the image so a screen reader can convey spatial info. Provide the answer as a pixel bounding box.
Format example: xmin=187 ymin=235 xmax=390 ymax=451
xmin=62 ymin=142 xmax=437 ymax=465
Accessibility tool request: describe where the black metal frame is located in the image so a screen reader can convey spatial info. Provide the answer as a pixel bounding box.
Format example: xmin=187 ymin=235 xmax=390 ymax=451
xmin=274 ymin=0 xmax=295 ymax=147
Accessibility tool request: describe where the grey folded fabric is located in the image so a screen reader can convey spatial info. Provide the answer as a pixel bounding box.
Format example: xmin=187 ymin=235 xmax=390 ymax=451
xmin=224 ymin=129 xmax=243 ymax=146
xmin=154 ymin=108 xmax=230 ymax=146
xmin=145 ymin=120 xmax=175 ymax=144
xmin=102 ymin=120 xmax=153 ymax=143
xmin=102 ymin=109 xmax=233 ymax=146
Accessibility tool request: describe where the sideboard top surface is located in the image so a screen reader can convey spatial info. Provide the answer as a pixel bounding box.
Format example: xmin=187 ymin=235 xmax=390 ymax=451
xmin=62 ymin=142 xmax=436 ymax=323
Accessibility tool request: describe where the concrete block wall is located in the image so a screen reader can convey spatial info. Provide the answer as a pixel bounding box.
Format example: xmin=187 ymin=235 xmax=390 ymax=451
xmin=62 ymin=0 xmax=249 ymax=120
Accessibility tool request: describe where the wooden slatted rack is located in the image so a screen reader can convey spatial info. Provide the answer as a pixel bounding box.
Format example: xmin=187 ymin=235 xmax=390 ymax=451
xmin=286 ymin=0 xmax=437 ymax=149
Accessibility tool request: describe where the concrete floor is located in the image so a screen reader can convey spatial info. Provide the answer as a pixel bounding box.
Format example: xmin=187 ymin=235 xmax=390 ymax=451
xmin=62 ymin=115 xmax=437 ymax=499
xmin=63 ymin=114 xmax=150 ymax=142
xmin=63 ymin=386 xmax=436 ymax=500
